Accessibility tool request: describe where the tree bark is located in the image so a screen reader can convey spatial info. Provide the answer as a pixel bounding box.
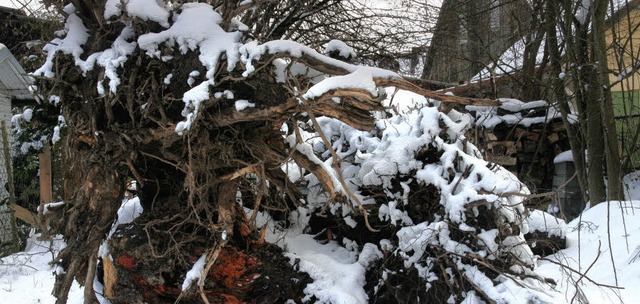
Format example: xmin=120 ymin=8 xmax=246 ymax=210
xmin=585 ymin=62 xmax=607 ymax=204
xmin=54 ymin=137 xmax=126 ymax=304
xmin=593 ymin=0 xmax=624 ymax=201
xmin=546 ymin=0 xmax=589 ymax=204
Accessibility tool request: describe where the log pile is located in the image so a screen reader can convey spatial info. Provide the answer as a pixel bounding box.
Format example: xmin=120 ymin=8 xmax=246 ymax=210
xmin=467 ymin=100 xmax=573 ymax=194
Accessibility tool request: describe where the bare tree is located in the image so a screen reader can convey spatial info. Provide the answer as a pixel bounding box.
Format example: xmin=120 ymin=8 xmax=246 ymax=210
xmin=546 ymin=0 xmax=624 ymax=203
xmin=422 ymin=0 xmax=533 ymax=84
xmin=435 ymin=0 xmax=630 ymax=204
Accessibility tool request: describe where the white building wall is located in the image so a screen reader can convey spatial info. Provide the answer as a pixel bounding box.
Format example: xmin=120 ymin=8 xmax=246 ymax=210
xmin=0 ymin=91 xmax=15 ymax=249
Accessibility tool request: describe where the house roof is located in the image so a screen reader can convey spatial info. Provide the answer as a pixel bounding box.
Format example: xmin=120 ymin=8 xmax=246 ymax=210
xmin=0 ymin=43 xmax=33 ymax=100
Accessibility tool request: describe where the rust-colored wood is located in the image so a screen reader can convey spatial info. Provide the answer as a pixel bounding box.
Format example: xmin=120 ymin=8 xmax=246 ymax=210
xmin=38 ymin=142 xmax=53 ymax=232
xmin=39 ymin=142 xmax=53 ymax=205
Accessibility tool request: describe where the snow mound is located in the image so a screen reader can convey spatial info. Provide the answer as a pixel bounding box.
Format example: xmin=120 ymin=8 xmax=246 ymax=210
xmin=537 ymin=200 xmax=640 ymax=303
xmin=525 ymin=209 xmax=567 ymax=238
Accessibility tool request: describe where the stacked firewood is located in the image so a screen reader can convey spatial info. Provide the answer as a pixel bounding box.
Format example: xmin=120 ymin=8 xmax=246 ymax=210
xmin=467 ymin=100 xmax=573 ymax=194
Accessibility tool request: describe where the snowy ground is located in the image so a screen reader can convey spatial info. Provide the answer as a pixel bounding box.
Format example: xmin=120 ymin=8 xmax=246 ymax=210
xmin=536 ymin=200 xmax=640 ymax=303
xmin=2 ymin=173 xmax=640 ymax=304
xmin=0 ymin=235 xmax=84 ymax=303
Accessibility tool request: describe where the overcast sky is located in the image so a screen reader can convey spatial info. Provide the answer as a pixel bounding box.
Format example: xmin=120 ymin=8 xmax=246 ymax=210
xmin=0 ymin=0 xmax=16 ymax=9
xmin=0 ymin=0 xmax=44 ymax=12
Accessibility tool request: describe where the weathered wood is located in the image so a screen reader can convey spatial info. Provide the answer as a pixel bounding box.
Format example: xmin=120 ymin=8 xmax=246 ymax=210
xmin=38 ymin=142 xmax=53 ymax=234
xmin=551 ymin=122 xmax=566 ymax=133
xmin=523 ymin=141 xmax=540 ymax=153
xmin=102 ymin=254 xmax=117 ymax=299
xmin=375 ymin=78 xmax=500 ymax=106
xmin=514 ymin=128 xmax=541 ymax=141
xmin=486 ymin=154 xmax=518 ymax=166
xmin=39 ymin=143 xmax=53 ymax=204
xmin=487 ymin=140 xmax=520 ymax=156
xmin=7 ymin=203 xmax=39 ymax=227
xmin=547 ymin=132 xmax=560 ymax=144
xmin=483 ymin=130 xmax=498 ymax=141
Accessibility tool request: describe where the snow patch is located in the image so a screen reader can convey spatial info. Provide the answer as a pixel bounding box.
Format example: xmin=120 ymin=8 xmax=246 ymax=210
xmin=235 ymin=99 xmax=255 ymax=111
xmin=285 ymin=235 xmax=368 ymax=303
xmin=324 ymin=39 xmax=356 ymax=59
xmin=181 ymin=254 xmax=207 ymax=291
xmin=136 ymin=3 xmax=243 ymax=134
xmin=124 ymin=0 xmax=170 ymax=28
xmin=553 ymin=150 xmax=573 ymax=164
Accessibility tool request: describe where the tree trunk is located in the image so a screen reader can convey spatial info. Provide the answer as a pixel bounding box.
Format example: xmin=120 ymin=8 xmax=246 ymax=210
xmin=585 ymin=62 xmax=607 ymax=204
xmin=546 ymin=0 xmax=589 ymax=204
xmin=54 ymin=135 xmax=126 ymax=304
xmin=521 ymin=1 xmax=546 ymax=102
xmin=593 ymin=0 xmax=624 ymax=201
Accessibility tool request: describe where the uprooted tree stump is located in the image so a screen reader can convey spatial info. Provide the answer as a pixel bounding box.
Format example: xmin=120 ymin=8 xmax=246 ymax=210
xmin=102 ymin=218 xmax=312 ymax=303
xmin=32 ymin=1 xmax=555 ymax=304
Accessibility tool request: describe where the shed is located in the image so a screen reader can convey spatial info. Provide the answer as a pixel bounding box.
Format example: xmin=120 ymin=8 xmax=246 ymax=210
xmin=0 ymin=43 xmax=32 ymax=255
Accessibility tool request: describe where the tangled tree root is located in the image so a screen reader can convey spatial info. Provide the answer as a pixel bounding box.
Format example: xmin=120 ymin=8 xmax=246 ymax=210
xmin=103 ymin=217 xmax=312 ymax=304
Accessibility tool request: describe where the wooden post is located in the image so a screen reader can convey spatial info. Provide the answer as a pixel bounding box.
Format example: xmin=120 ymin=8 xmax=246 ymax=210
xmin=38 ymin=142 xmax=53 ymax=238
xmin=39 ymin=142 xmax=53 ymax=205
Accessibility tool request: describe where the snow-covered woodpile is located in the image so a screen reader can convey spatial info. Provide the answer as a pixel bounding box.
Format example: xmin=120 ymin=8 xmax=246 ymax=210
xmin=466 ymin=99 xmax=576 ymax=194
xmin=29 ymin=2 xmax=562 ymax=303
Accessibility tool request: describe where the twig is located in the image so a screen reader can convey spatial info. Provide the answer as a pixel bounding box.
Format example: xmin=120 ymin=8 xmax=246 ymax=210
xmin=140 ymin=151 xmax=185 ymax=172
xmin=0 ymin=263 xmax=38 ymax=271
xmin=305 ymin=107 xmax=379 ymax=232
xmin=540 ymin=255 xmax=623 ymax=290
xmin=463 ymin=275 xmax=497 ymax=304
xmin=606 ymin=201 xmax=619 ymax=285
xmin=198 ymin=242 xmax=226 ymax=304
xmin=218 ymin=165 xmax=258 ymax=181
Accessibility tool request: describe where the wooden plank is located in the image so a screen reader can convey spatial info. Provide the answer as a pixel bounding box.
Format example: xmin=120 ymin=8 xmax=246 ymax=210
xmin=547 ymin=132 xmax=560 ymax=144
xmin=551 ymin=121 xmax=566 ymax=132
xmin=486 ymin=154 xmax=517 ymax=166
xmin=487 ymin=140 xmax=521 ymax=156
xmin=514 ymin=128 xmax=540 ymax=141
xmin=39 ymin=142 xmax=53 ymax=205
xmin=38 ymin=143 xmax=53 ymax=234
xmin=6 ymin=203 xmax=38 ymax=226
